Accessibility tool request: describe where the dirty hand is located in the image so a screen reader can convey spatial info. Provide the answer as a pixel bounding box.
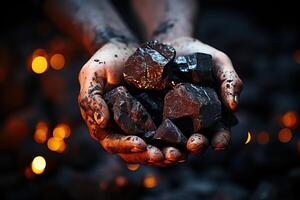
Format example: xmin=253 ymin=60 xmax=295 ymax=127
xmin=78 ymin=41 xmax=186 ymax=166
xmin=166 ymin=37 xmax=243 ymax=153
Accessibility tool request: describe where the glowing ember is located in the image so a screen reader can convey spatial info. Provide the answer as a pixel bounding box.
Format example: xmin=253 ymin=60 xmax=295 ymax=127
xmin=256 ymin=131 xmax=270 ymax=145
xmin=47 ymin=137 xmax=66 ymax=152
xmin=115 ymin=176 xmax=127 ymax=187
xmin=278 ymin=128 xmax=293 ymax=143
xmin=50 ymin=54 xmax=65 ymax=70
xmin=282 ymin=111 xmax=298 ymax=129
xmin=143 ymin=174 xmax=157 ymax=188
xmin=31 ymin=156 xmax=46 ymax=175
xmin=31 ymin=56 xmax=48 ymax=74
xmin=34 ymin=121 xmax=48 ymax=144
xmin=127 ymin=164 xmax=140 ymax=171
xmin=53 ymin=123 xmax=71 ymax=139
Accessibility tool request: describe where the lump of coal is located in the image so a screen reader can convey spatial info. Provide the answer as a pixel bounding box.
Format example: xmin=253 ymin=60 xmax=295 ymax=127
xmin=173 ymin=53 xmax=214 ymax=84
xmin=163 ymin=83 xmax=221 ymax=132
xmin=123 ymin=40 xmax=175 ymax=90
xmin=134 ymin=92 xmax=164 ymax=126
xmin=104 ymin=86 xmax=156 ymax=135
xmin=150 ymin=119 xmax=187 ymax=146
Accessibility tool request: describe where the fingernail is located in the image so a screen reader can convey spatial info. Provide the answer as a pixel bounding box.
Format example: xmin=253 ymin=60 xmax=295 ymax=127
xmin=94 ymin=112 xmax=104 ymax=125
xmin=234 ymin=95 xmax=239 ymax=105
xmin=229 ymin=95 xmax=238 ymax=112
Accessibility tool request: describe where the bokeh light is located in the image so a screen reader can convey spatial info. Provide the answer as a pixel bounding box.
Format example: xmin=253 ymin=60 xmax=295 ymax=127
xmin=282 ymin=111 xmax=298 ymax=129
xmin=47 ymin=137 xmax=66 ymax=153
xmin=31 ymin=56 xmax=48 ymax=74
xmin=115 ymin=176 xmax=127 ymax=187
xmin=31 ymin=156 xmax=46 ymax=175
xmin=34 ymin=121 xmax=48 ymax=144
xmin=278 ymin=128 xmax=293 ymax=143
xmin=256 ymin=131 xmax=270 ymax=145
xmin=143 ymin=174 xmax=157 ymax=188
xmin=50 ymin=53 xmax=65 ymax=70
xmin=127 ymin=164 xmax=140 ymax=171
xmin=53 ymin=123 xmax=71 ymax=139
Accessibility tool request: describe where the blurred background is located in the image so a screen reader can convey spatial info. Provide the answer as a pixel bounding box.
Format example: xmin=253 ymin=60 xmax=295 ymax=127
xmin=0 ymin=0 xmax=299 ymax=199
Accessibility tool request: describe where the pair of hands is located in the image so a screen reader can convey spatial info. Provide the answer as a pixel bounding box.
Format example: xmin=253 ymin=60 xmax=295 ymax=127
xmin=78 ymin=37 xmax=243 ymax=167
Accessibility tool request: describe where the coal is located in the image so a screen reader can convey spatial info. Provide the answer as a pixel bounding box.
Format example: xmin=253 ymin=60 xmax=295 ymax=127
xmin=173 ymin=53 xmax=214 ymax=84
xmin=163 ymin=83 xmax=221 ymax=132
xmin=123 ymin=40 xmax=175 ymax=90
xmin=152 ymin=119 xmax=187 ymax=146
xmin=104 ymin=86 xmax=156 ymax=135
xmin=134 ymin=92 xmax=164 ymax=126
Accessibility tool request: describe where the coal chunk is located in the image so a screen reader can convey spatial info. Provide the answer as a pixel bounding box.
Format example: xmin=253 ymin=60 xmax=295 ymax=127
xmin=104 ymin=86 xmax=156 ymax=135
xmin=134 ymin=92 xmax=164 ymax=126
xmin=123 ymin=40 xmax=175 ymax=90
xmin=173 ymin=53 xmax=214 ymax=84
xmin=163 ymin=83 xmax=221 ymax=132
xmin=152 ymin=119 xmax=187 ymax=146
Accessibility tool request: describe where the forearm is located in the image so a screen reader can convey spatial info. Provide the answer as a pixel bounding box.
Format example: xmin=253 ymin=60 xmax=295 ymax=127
xmin=44 ymin=0 xmax=137 ymax=54
xmin=131 ymin=0 xmax=197 ymax=42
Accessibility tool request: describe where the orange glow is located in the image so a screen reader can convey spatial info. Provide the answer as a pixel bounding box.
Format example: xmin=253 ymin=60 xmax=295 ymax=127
xmin=115 ymin=176 xmax=127 ymax=187
xmin=256 ymin=131 xmax=270 ymax=145
xmin=53 ymin=123 xmax=71 ymax=139
xmin=278 ymin=128 xmax=293 ymax=143
xmin=143 ymin=174 xmax=157 ymax=188
xmin=47 ymin=137 xmax=66 ymax=152
xmin=31 ymin=56 xmax=48 ymax=74
xmin=31 ymin=156 xmax=46 ymax=175
xmin=127 ymin=164 xmax=140 ymax=171
xmin=24 ymin=166 xmax=34 ymax=179
xmin=34 ymin=121 xmax=48 ymax=144
xmin=50 ymin=54 xmax=65 ymax=70
xmin=282 ymin=111 xmax=298 ymax=129
xmin=32 ymin=49 xmax=47 ymax=57
xmin=294 ymin=49 xmax=300 ymax=64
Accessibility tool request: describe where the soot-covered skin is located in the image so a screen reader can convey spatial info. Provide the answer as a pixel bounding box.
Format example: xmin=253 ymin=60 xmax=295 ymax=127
xmin=123 ymin=40 xmax=176 ymax=90
xmin=104 ymin=86 xmax=156 ymax=135
xmin=173 ymin=53 xmax=214 ymax=84
xmin=163 ymin=83 xmax=222 ymax=132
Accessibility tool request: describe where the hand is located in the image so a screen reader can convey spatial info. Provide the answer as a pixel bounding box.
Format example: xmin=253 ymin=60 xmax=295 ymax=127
xmin=165 ymin=37 xmax=243 ymax=152
xmin=78 ymin=41 xmax=186 ymax=166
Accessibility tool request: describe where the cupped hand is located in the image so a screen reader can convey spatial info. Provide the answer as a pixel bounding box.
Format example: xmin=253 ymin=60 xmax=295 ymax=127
xmin=78 ymin=41 xmax=186 ymax=166
xmin=165 ymin=37 xmax=243 ymax=153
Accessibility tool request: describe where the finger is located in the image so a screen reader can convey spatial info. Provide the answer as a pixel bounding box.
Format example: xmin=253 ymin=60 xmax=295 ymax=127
xmin=168 ymin=37 xmax=243 ymax=112
xmin=162 ymin=147 xmax=186 ymax=163
xmin=211 ymin=125 xmax=231 ymax=151
xmin=213 ymin=52 xmax=243 ymax=112
xmin=186 ymin=133 xmax=209 ymax=155
xmin=118 ymin=145 xmax=164 ymax=164
xmin=100 ymin=134 xmax=147 ymax=154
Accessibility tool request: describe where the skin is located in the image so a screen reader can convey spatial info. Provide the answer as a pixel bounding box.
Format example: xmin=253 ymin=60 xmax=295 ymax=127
xmin=45 ymin=0 xmax=243 ymax=166
xmin=132 ymin=0 xmax=243 ymax=163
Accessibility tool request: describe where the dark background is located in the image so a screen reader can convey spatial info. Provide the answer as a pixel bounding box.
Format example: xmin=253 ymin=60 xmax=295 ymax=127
xmin=0 ymin=0 xmax=299 ymax=199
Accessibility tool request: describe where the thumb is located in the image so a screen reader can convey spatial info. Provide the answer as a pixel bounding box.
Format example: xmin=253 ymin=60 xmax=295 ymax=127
xmin=78 ymin=70 xmax=110 ymax=140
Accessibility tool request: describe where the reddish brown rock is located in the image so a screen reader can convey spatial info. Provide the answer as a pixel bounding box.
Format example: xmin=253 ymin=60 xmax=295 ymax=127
xmin=152 ymin=119 xmax=187 ymax=145
xmin=163 ymin=83 xmax=221 ymax=132
xmin=123 ymin=40 xmax=175 ymax=90
xmin=173 ymin=53 xmax=214 ymax=84
xmin=104 ymin=86 xmax=156 ymax=135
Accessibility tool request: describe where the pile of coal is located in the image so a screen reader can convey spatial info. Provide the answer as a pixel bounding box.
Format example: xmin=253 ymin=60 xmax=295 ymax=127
xmin=104 ymin=40 xmax=237 ymax=148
